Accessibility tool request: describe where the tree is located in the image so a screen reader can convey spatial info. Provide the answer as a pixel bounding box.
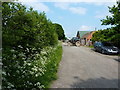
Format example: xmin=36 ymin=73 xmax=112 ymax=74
xmin=92 ymin=1 xmax=120 ymax=48
xmin=101 ymin=1 xmax=120 ymax=48
xmin=101 ymin=1 xmax=120 ymax=32
xmin=54 ymin=23 xmax=65 ymax=40
xmin=2 ymin=2 xmax=58 ymax=89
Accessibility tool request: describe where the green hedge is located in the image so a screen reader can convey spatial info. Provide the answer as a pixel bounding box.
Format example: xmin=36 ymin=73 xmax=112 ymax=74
xmin=2 ymin=2 xmax=62 ymax=89
xmin=3 ymin=43 xmax=62 ymax=89
xmin=39 ymin=43 xmax=62 ymax=88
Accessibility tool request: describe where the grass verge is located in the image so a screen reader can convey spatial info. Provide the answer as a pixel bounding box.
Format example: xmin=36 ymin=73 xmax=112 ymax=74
xmin=40 ymin=43 xmax=63 ymax=88
xmin=85 ymin=45 xmax=94 ymax=48
xmin=2 ymin=42 xmax=62 ymax=89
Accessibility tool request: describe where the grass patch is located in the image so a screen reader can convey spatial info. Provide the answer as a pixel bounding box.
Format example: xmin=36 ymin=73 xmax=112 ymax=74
xmin=109 ymin=54 xmax=120 ymax=56
xmin=86 ymin=45 xmax=94 ymax=48
xmin=40 ymin=43 xmax=63 ymax=88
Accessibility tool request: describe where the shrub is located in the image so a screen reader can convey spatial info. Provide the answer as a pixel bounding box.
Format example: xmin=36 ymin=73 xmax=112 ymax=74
xmin=2 ymin=2 xmax=62 ymax=89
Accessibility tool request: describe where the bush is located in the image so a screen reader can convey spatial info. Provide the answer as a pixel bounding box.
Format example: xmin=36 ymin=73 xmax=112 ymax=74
xmin=54 ymin=23 xmax=65 ymax=40
xmin=3 ymin=43 xmax=62 ymax=89
xmin=39 ymin=43 xmax=62 ymax=88
xmin=92 ymin=28 xmax=120 ymax=48
xmin=2 ymin=2 xmax=62 ymax=89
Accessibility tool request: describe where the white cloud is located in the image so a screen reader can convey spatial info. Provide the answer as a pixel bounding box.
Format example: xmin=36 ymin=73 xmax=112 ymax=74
xmin=94 ymin=2 xmax=115 ymax=6
xmin=18 ymin=0 xmax=50 ymax=12
xmin=58 ymin=16 xmax=64 ymax=19
xmin=17 ymin=0 xmax=116 ymax=2
xmin=54 ymin=2 xmax=70 ymax=10
xmin=79 ymin=25 xmax=94 ymax=31
xmin=54 ymin=2 xmax=87 ymax=15
xmin=69 ymin=7 xmax=87 ymax=15
xmin=18 ymin=0 xmax=36 ymax=2
xmin=29 ymin=3 xmax=49 ymax=12
xmin=95 ymin=14 xmax=106 ymax=19
xmin=86 ymin=2 xmax=116 ymax=7
xmin=95 ymin=11 xmax=112 ymax=19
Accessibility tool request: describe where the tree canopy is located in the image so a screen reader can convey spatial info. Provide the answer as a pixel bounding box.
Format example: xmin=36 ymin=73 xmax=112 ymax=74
xmin=101 ymin=1 xmax=120 ymax=29
xmin=92 ymin=1 xmax=120 ymax=48
xmin=54 ymin=23 xmax=65 ymax=40
xmin=2 ymin=2 xmax=65 ymax=89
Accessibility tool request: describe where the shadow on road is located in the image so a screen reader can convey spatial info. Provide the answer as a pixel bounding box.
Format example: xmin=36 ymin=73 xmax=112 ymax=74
xmin=114 ymin=58 xmax=120 ymax=62
xmin=70 ymin=76 xmax=120 ymax=88
xmin=91 ymin=48 xmax=120 ymax=63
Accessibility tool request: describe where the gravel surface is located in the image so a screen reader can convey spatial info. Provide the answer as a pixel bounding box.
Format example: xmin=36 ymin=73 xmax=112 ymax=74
xmin=51 ymin=43 xmax=119 ymax=88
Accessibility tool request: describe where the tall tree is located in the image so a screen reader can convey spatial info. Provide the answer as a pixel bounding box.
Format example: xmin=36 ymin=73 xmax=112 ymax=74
xmin=92 ymin=1 xmax=120 ymax=48
xmin=101 ymin=1 xmax=120 ymax=32
xmin=54 ymin=23 xmax=65 ymax=40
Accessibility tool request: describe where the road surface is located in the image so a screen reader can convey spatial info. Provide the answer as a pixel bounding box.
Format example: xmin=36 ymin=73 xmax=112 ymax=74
xmin=51 ymin=43 xmax=120 ymax=88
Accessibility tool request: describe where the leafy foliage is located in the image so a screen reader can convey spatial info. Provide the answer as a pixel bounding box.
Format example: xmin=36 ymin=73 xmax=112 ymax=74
xmin=2 ymin=2 xmax=63 ymax=89
xmin=54 ymin=23 xmax=65 ymax=40
xmin=101 ymin=1 xmax=120 ymax=28
xmin=92 ymin=1 xmax=120 ymax=48
xmin=39 ymin=43 xmax=62 ymax=88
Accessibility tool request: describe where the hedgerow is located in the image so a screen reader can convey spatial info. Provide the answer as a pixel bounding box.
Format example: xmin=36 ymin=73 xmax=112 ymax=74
xmin=2 ymin=2 xmax=62 ymax=89
xmin=3 ymin=43 xmax=62 ymax=89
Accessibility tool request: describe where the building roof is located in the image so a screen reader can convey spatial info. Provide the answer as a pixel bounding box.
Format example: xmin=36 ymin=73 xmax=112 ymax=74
xmin=77 ymin=31 xmax=91 ymax=38
xmin=82 ymin=32 xmax=90 ymax=38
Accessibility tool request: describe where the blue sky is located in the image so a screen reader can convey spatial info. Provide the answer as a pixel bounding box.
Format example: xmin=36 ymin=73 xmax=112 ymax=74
xmin=18 ymin=0 xmax=116 ymax=38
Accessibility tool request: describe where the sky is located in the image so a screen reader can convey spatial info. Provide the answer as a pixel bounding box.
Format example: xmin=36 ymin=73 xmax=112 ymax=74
xmin=17 ymin=0 xmax=117 ymax=39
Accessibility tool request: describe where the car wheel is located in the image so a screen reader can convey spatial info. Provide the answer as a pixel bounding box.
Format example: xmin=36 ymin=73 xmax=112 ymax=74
xmin=101 ymin=50 xmax=105 ymax=54
xmin=94 ymin=47 xmax=97 ymax=51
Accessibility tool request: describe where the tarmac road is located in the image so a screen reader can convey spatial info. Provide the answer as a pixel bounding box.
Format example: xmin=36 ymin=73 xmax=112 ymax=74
xmin=51 ymin=43 xmax=120 ymax=88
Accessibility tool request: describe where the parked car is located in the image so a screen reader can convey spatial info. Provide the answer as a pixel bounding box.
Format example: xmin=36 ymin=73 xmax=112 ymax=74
xmin=70 ymin=37 xmax=80 ymax=45
xmin=93 ymin=41 xmax=120 ymax=54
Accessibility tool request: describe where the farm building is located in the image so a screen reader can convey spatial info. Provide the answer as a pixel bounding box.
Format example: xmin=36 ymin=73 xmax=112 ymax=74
xmin=76 ymin=31 xmax=95 ymax=46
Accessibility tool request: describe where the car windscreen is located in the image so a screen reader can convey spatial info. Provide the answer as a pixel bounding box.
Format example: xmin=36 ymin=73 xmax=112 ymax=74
xmin=102 ymin=42 xmax=112 ymax=46
xmin=73 ymin=37 xmax=79 ymax=40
